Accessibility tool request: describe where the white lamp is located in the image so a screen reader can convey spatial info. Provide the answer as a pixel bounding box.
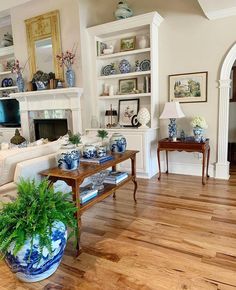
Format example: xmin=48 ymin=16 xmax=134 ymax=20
xmin=159 ymin=102 xmax=185 ymax=140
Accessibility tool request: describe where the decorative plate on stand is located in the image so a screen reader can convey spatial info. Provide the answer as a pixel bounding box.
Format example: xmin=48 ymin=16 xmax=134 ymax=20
xmin=101 ymin=65 xmax=116 ymax=76
xmin=139 ymin=59 xmax=151 ymax=71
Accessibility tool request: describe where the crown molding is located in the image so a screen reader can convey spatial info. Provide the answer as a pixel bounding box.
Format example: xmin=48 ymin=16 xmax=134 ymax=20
xmin=205 ymin=6 xmax=236 ymax=20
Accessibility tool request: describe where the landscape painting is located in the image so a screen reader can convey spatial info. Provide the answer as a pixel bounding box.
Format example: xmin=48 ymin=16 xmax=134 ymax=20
xmin=169 ymin=72 xmax=208 ymax=103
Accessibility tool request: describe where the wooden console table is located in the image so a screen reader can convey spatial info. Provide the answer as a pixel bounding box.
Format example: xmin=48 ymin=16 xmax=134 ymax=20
xmin=40 ymin=150 xmax=138 ymax=254
xmin=157 ymin=138 xmax=210 ymax=185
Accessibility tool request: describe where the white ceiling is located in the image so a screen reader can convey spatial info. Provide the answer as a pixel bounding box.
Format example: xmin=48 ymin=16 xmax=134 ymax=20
xmin=198 ymin=0 xmax=236 ymax=20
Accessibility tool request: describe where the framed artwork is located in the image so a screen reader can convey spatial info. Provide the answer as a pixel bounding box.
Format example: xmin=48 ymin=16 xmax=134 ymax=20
xmin=119 ymin=78 xmax=137 ymax=94
xmin=120 ymin=36 xmax=136 ymax=51
xmin=118 ymin=98 xmax=139 ymax=127
xmin=169 ymin=71 xmax=208 ymax=103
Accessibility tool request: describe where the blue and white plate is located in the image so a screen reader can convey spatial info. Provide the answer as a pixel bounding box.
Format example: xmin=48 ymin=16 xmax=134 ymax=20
xmin=7 ymin=78 xmax=13 ymax=87
xmin=140 ymin=59 xmax=151 ymax=71
xmin=101 ymin=64 xmax=116 ymax=76
xmin=1 ymin=78 xmax=8 ymax=87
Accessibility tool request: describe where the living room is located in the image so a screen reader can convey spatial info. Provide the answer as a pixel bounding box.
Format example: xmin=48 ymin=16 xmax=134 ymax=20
xmin=0 ymin=0 xmax=236 ymax=289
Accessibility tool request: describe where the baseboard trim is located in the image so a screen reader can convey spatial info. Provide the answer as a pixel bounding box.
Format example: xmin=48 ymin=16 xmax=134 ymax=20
xmin=215 ymin=162 xmax=230 ymax=180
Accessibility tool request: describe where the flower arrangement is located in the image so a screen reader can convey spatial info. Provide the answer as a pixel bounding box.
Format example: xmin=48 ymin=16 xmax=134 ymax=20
xmin=11 ymin=58 xmax=29 ymax=76
xmin=191 ymin=116 xmax=208 ymax=129
xmin=56 ymin=50 xmax=76 ymax=70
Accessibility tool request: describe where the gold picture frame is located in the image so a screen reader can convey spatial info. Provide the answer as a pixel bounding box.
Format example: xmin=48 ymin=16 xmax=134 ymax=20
xmin=25 ymin=10 xmax=63 ymax=80
xmin=120 ymin=36 xmax=136 ymax=52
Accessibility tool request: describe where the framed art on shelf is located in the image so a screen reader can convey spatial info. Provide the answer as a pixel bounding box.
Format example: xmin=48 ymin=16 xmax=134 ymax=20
xmin=120 ymin=36 xmax=136 ymax=52
xmin=118 ymin=98 xmax=139 ymax=127
xmin=119 ymin=78 xmax=137 ymax=94
xmin=169 ymin=71 xmax=208 ymax=103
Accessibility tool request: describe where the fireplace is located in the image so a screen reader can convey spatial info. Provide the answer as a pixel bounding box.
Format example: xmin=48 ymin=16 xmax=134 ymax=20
xmin=34 ymin=119 xmax=68 ymax=141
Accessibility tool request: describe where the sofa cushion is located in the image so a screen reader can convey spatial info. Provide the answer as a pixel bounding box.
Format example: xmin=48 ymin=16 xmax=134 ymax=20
xmin=0 ymin=139 xmax=62 ymax=186
xmin=14 ymin=153 xmax=58 ymax=183
xmin=0 ymin=182 xmax=18 ymax=208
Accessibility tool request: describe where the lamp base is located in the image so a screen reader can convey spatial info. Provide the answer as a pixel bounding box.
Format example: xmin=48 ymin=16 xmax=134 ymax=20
xmin=168 ymin=118 xmax=177 ymax=140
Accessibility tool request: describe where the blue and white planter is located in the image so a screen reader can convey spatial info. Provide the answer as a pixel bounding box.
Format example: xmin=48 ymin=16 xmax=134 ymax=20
xmin=58 ymin=150 xmax=80 ymax=170
xmin=5 ymin=221 xmax=67 ymax=283
xmin=110 ymin=133 xmax=127 ymax=153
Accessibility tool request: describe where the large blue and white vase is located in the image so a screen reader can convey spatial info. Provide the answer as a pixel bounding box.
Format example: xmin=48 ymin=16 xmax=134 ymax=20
xmin=66 ymin=68 xmax=75 ymax=87
xmin=5 ymin=221 xmax=67 ymax=283
xmin=58 ymin=149 xmax=80 ymax=170
xmin=193 ymin=126 xmax=204 ymax=142
xmin=16 ymin=73 xmax=24 ymax=92
xmin=110 ymin=133 xmax=127 ymax=153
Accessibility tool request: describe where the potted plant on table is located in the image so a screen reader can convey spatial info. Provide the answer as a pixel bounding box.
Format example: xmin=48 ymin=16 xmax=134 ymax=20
xmin=32 ymin=70 xmax=50 ymax=90
xmin=0 ymin=178 xmax=77 ymax=282
xmin=191 ymin=116 xmax=208 ymax=142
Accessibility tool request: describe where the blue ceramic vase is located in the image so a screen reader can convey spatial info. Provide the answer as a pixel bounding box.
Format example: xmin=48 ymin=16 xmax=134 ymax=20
xmin=5 ymin=221 xmax=67 ymax=282
xmin=193 ymin=126 xmax=204 ymax=142
xmin=114 ymin=1 xmax=133 ymax=19
xmin=66 ymin=68 xmax=75 ymax=87
xmin=58 ymin=150 xmax=80 ymax=170
xmin=16 ymin=73 xmax=24 ymax=92
xmin=110 ymin=133 xmax=127 ymax=153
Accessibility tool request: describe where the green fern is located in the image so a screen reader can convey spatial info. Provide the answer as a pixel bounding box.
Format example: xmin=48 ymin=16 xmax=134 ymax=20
xmin=0 ymin=178 xmax=78 ymax=258
xmin=97 ymin=129 xmax=108 ymax=140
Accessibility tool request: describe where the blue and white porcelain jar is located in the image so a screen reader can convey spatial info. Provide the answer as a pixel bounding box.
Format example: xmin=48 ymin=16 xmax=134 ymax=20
xmin=83 ymin=144 xmax=97 ymax=159
xmin=96 ymin=145 xmax=107 ymax=158
xmin=110 ymin=133 xmax=127 ymax=153
xmin=5 ymin=221 xmax=67 ymax=283
xmin=58 ymin=150 xmax=80 ymax=170
xmin=193 ymin=126 xmax=204 ymax=143
xmin=66 ymin=68 xmax=75 ymax=87
xmin=119 ymin=59 xmax=131 ymax=74
xmin=114 ymin=1 xmax=133 ymax=19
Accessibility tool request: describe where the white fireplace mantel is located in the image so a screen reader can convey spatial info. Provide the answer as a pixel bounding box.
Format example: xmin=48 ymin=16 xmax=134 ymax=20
xmin=9 ymin=87 xmax=83 ymax=140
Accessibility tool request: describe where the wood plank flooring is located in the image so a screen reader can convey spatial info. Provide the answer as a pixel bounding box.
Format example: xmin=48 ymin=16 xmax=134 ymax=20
xmin=1 ymin=173 xmax=236 ymax=289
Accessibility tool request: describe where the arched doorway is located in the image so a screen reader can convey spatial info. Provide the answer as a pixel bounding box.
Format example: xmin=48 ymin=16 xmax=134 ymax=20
xmin=215 ymin=43 xmax=236 ymax=179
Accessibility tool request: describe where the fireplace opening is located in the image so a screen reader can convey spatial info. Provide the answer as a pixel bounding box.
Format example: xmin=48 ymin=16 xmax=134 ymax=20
xmin=34 ymin=119 xmax=68 ymax=141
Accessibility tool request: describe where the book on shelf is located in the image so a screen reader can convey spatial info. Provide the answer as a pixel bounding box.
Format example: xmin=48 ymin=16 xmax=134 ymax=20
xmin=104 ymin=171 xmax=129 ymax=184
xmin=80 ymin=188 xmax=98 ymax=204
xmin=80 ymin=155 xmax=114 ymax=164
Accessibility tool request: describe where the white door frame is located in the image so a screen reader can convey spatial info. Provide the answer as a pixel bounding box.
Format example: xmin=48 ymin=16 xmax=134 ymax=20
xmin=215 ymin=43 xmax=236 ymax=179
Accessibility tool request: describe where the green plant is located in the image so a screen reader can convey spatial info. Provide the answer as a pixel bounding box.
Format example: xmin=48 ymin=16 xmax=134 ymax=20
xmin=68 ymin=131 xmax=81 ymax=145
xmin=97 ymin=129 xmax=108 ymax=141
xmin=0 ymin=178 xmax=78 ymax=258
xmin=32 ymin=70 xmax=50 ymax=83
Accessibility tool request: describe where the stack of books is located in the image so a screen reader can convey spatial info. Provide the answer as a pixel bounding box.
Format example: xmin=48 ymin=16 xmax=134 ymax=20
xmin=80 ymin=155 xmax=114 ymax=164
xmin=104 ymin=171 xmax=128 ymax=184
xmin=80 ymin=185 xmax=98 ymax=204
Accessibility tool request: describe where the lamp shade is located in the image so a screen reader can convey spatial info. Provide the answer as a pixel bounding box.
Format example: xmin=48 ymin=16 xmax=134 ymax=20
xmin=105 ymin=110 xmax=117 ymax=116
xmin=159 ymin=102 xmax=185 ymax=119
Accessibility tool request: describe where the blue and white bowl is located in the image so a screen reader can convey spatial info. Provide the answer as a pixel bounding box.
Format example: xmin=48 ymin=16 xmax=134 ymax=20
xmin=5 ymin=221 xmax=67 ymax=283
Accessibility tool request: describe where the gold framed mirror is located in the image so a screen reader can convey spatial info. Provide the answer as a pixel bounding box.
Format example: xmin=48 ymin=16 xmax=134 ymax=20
xmin=25 ymin=10 xmax=63 ymax=80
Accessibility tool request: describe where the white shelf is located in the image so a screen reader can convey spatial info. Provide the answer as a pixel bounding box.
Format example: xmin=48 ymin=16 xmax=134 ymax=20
xmin=0 ymin=71 xmax=12 ymax=76
xmin=99 ymin=93 xmax=151 ymax=100
xmin=97 ymin=48 xmax=151 ymax=60
xmin=0 ymin=45 xmax=14 ymax=57
xmin=0 ymin=86 xmax=17 ymax=91
xmin=98 ymin=70 xmax=151 ymax=80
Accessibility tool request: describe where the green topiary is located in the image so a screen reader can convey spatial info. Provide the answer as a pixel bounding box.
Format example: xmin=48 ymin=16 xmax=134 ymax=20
xmin=97 ymin=129 xmax=108 ymax=141
xmin=68 ymin=131 xmax=81 ymax=146
xmin=0 ymin=178 xmax=78 ymax=258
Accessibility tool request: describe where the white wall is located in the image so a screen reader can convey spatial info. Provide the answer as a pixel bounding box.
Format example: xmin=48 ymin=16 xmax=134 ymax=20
xmin=79 ymin=0 xmax=236 ymax=169
xmin=10 ymin=0 xmax=82 ymax=86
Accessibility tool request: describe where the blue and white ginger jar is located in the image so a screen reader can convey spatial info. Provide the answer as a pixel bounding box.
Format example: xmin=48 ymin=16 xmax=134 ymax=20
xmin=193 ymin=126 xmax=205 ymax=143
xmin=5 ymin=221 xmax=67 ymax=283
xmin=114 ymin=1 xmax=133 ymax=19
xmin=58 ymin=150 xmax=80 ymax=170
xmin=119 ymin=59 xmax=131 ymax=74
xmin=110 ymin=133 xmax=127 ymax=153
xmin=83 ymin=144 xmax=97 ymax=159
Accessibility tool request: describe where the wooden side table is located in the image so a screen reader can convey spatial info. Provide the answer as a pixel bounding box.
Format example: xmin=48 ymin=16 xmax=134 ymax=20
xmin=157 ymin=138 xmax=210 ymax=185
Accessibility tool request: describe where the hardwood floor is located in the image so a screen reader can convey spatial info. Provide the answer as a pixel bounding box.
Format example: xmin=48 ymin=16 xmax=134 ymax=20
xmin=1 ymin=173 xmax=236 ymax=289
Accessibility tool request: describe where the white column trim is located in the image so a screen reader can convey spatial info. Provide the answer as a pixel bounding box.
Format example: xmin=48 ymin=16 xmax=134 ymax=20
xmin=216 ymin=43 xmax=236 ymax=179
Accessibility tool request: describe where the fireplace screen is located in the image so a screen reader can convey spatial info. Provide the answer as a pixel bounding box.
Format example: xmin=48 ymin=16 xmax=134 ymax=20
xmin=34 ymin=119 xmax=68 ymax=141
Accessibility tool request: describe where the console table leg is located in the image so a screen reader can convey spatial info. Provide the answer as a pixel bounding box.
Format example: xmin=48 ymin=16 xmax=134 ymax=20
xmin=202 ymin=151 xmax=206 ymax=185
xmin=113 ymin=191 xmax=116 ymax=199
xmin=72 ymin=180 xmax=82 ymax=255
xmin=157 ymin=148 xmax=161 ymax=180
xmin=131 ymin=155 xmax=138 ymax=203
xmin=206 ymin=147 xmax=210 ymax=178
xmin=166 ymin=151 xmax=169 ymax=174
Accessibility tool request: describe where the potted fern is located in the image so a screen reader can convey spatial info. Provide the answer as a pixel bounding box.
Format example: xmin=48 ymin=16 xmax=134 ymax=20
xmin=0 ymin=178 xmax=77 ymax=282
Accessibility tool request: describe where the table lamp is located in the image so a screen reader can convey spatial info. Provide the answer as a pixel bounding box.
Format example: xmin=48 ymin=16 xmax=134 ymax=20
xmin=105 ymin=104 xmax=118 ymax=128
xmin=159 ymin=102 xmax=185 ymax=140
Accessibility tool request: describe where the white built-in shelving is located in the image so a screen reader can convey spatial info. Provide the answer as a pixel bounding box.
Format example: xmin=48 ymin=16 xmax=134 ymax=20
xmin=85 ymin=12 xmax=163 ymax=178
